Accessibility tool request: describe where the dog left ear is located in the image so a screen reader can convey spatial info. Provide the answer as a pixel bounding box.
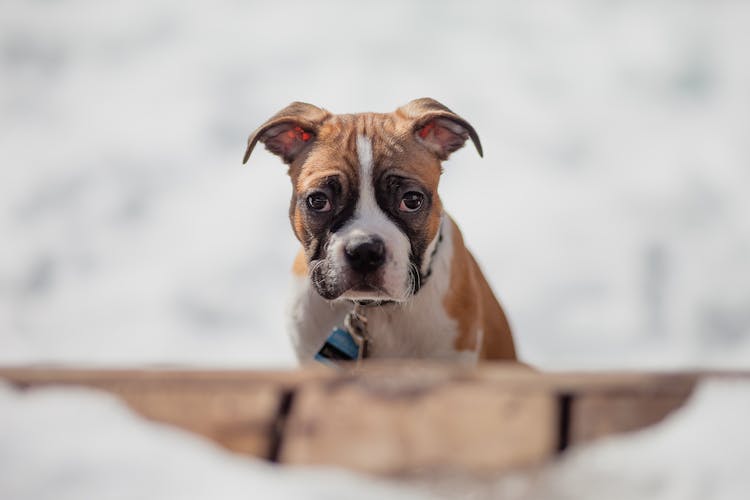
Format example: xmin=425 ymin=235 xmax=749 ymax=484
xmin=243 ymin=102 xmax=330 ymax=165
xmin=398 ymin=97 xmax=483 ymax=160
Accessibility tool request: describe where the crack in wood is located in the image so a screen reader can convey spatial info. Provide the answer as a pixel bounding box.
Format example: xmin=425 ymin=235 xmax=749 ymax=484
xmin=268 ymin=389 xmax=295 ymax=462
xmin=557 ymin=393 xmax=573 ymax=453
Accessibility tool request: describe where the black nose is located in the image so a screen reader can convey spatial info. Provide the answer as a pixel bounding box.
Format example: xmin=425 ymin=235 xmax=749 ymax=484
xmin=345 ymin=236 xmax=386 ymax=273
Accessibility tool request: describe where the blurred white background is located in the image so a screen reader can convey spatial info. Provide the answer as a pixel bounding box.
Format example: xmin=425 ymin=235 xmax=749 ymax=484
xmin=2 ymin=0 xmax=749 ymax=369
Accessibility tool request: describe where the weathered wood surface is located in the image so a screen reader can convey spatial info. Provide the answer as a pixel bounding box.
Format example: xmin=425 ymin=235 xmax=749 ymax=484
xmin=282 ymin=378 xmax=556 ymax=474
xmin=0 ymin=363 xmax=743 ymax=476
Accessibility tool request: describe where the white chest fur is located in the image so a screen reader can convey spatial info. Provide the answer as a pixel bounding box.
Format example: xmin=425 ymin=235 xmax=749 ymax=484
xmin=286 ymin=218 xmax=479 ymax=365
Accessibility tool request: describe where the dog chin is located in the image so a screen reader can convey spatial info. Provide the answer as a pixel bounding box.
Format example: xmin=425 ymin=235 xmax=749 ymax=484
xmin=340 ymin=287 xmax=392 ymax=302
xmin=311 ymin=280 xmax=407 ymax=303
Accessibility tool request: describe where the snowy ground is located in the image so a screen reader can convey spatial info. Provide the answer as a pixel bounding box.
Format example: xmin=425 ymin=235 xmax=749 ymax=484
xmin=2 ymin=0 xmax=750 ymax=370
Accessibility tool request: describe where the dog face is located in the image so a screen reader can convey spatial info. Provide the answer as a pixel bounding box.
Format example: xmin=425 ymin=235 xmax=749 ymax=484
xmin=244 ymin=98 xmax=482 ymax=302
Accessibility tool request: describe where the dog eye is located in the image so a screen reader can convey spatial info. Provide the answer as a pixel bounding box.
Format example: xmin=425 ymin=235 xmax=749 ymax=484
xmin=306 ymin=192 xmax=332 ymax=212
xmin=399 ymin=191 xmax=424 ymax=212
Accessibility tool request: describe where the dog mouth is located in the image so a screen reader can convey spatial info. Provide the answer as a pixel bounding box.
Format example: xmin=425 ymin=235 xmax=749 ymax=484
xmin=309 ymin=256 xmax=419 ymax=303
xmin=318 ymin=277 xmax=411 ymax=303
xmin=309 ymin=260 xmax=398 ymax=301
xmin=331 ymin=271 xmax=392 ymax=301
xmin=341 ymin=279 xmax=390 ymax=300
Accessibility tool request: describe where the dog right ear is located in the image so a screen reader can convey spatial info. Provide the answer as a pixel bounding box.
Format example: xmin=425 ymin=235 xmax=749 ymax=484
xmin=243 ymin=102 xmax=330 ymax=165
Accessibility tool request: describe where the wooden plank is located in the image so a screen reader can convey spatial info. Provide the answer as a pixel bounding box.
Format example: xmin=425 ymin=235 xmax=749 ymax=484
xmin=534 ymin=370 xmax=698 ymax=447
xmin=0 ymin=366 xmax=334 ymax=388
xmin=570 ymin=392 xmax=693 ymax=445
xmin=280 ymin=378 xmax=557 ymax=475
xmin=2 ymin=364 xmax=748 ymax=475
xmin=111 ymin=384 xmax=283 ymax=456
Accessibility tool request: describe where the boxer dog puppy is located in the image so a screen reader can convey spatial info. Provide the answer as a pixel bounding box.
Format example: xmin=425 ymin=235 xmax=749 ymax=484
xmin=244 ymin=98 xmax=517 ymax=364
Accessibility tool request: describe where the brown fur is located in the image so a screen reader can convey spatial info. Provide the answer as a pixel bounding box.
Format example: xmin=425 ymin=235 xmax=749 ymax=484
xmin=443 ymin=219 xmax=480 ymax=351
xmin=444 ymin=219 xmax=516 ymax=360
xmin=292 ymin=248 xmax=308 ymax=277
xmin=471 ymin=254 xmax=517 ymax=360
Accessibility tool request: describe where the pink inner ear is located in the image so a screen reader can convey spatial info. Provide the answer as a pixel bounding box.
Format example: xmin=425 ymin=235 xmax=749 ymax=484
xmin=417 ymin=118 xmax=468 ymax=157
xmin=264 ymin=124 xmax=313 ymax=162
xmin=418 ymin=122 xmax=436 ymax=139
xmin=287 ymin=126 xmax=312 ymax=142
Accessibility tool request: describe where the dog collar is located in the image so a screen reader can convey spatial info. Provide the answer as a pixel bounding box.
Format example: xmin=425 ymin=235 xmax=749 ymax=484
xmin=416 ymin=222 xmax=444 ymax=287
xmin=314 ymin=304 xmax=370 ymax=366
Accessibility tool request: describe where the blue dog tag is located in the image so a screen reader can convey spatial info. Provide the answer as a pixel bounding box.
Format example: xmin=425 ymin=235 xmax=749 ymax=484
xmin=314 ymin=327 xmax=361 ymax=366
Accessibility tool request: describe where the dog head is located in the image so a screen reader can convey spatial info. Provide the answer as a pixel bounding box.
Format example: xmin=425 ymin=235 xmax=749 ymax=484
xmin=244 ymin=98 xmax=482 ymax=303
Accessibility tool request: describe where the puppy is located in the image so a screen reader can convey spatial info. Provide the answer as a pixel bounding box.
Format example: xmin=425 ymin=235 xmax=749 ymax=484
xmin=244 ymin=98 xmax=517 ymax=364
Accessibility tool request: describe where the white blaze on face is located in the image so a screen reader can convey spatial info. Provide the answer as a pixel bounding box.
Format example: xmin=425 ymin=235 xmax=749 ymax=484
xmin=326 ymin=135 xmax=413 ymax=301
xmin=354 ymin=135 xmax=377 ymax=219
